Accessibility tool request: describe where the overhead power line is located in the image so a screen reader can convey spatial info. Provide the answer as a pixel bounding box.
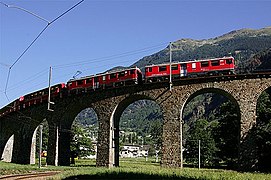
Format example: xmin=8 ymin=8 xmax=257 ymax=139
xmin=0 ymin=62 xmax=10 ymax=67
xmin=1 ymin=0 xmax=85 ymax=101
xmin=53 ymin=42 xmax=168 ymax=69
xmin=0 ymin=1 xmax=50 ymax=23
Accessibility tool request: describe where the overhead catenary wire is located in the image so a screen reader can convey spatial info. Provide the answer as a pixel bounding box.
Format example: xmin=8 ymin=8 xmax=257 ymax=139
xmin=0 ymin=62 xmax=10 ymax=67
xmin=0 ymin=41 xmax=175 ymax=110
xmin=6 ymin=68 xmax=48 ymax=91
xmin=3 ymin=42 xmax=167 ymax=101
xmin=2 ymin=57 xmax=144 ymax=102
xmin=4 ymin=24 xmax=50 ymax=100
xmin=1 ymin=0 xmax=85 ymax=101
xmin=0 ymin=1 xmax=50 ymax=23
xmin=53 ymin=42 xmax=168 ymax=69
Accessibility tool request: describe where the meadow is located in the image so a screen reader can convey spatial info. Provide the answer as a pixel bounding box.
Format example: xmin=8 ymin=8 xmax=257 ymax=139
xmin=0 ymin=157 xmax=271 ymax=179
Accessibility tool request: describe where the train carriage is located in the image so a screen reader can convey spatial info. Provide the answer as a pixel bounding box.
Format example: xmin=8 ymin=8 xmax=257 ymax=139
xmin=0 ymin=83 xmax=65 ymax=117
xmin=67 ymin=67 xmax=142 ymax=93
xmin=145 ymin=56 xmax=234 ymax=82
xmin=186 ymin=56 xmax=235 ymax=76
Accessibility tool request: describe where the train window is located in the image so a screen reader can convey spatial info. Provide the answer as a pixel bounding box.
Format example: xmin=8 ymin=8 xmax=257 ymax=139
xmin=159 ymin=66 xmax=167 ymax=72
xmin=130 ymin=69 xmax=135 ymax=74
xmin=226 ymin=59 xmax=233 ymax=64
xmin=192 ymin=63 xmax=196 ymax=69
xmin=102 ymin=76 xmax=105 ymax=81
xmin=94 ymin=77 xmax=99 ymax=82
xmin=77 ymin=80 xmax=83 ymax=85
xmin=119 ymin=71 xmax=125 ymax=77
xmin=148 ymin=67 xmax=152 ymax=72
xmin=201 ymin=61 xmax=209 ymax=67
xmin=86 ymin=78 xmax=91 ymax=83
xmin=171 ymin=65 xmax=178 ymax=70
xmin=110 ymin=73 xmax=116 ymax=79
xmin=211 ymin=60 xmax=220 ymax=66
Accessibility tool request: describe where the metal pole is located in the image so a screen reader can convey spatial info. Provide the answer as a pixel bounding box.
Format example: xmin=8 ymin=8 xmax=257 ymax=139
xmin=180 ymin=119 xmax=183 ymax=168
xmin=198 ymin=140 xmax=201 ymax=169
xmin=55 ymin=125 xmax=59 ymax=166
xmin=39 ymin=124 xmax=43 ymax=168
xmin=48 ymin=66 xmax=54 ymax=111
xmin=169 ymin=42 xmax=172 ymax=91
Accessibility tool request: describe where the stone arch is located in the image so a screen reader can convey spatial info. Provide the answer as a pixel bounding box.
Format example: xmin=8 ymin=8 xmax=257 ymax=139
xmin=180 ymin=87 xmax=241 ymax=168
xmin=31 ymin=119 xmax=52 ymax=165
xmin=0 ymin=117 xmax=16 ymax=162
xmin=255 ymin=86 xmax=271 ymax=172
xmin=257 ymin=85 xmax=271 ymax=101
xmin=52 ymin=101 xmax=99 ymax=166
xmin=1 ymin=134 xmax=14 ymax=162
xmin=111 ymin=94 xmax=159 ymax=167
xmin=71 ymin=108 xmax=98 ymax=162
xmin=181 ymin=87 xmax=240 ymax=119
xmin=12 ymin=118 xmax=41 ymax=164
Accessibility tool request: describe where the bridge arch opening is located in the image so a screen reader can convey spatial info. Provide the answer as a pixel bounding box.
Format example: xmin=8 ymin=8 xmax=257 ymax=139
xmin=35 ymin=119 xmax=49 ymax=166
xmin=1 ymin=134 xmax=14 ymax=162
xmin=255 ymin=87 xmax=271 ymax=172
xmin=70 ymin=107 xmax=98 ymax=166
xmin=112 ymin=95 xmax=163 ymax=167
xmin=0 ymin=117 xmax=20 ymax=163
xmin=181 ymin=88 xmax=240 ymax=169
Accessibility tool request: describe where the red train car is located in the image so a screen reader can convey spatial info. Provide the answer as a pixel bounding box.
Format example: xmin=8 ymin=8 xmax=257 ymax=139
xmin=0 ymin=83 xmax=65 ymax=117
xmin=145 ymin=56 xmax=235 ymax=82
xmin=67 ymin=67 xmax=142 ymax=93
xmin=20 ymin=83 xmax=65 ymax=105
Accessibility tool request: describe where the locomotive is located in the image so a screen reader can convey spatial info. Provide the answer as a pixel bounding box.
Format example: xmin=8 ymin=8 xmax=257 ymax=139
xmin=145 ymin=56 xmax=234 ymax=82
xmin=0 ymin=56 xmax=234 ymax=117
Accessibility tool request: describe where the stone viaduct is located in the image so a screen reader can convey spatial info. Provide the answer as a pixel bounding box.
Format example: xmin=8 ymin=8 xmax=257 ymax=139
xmin=1 ymin=74 xmax=271 ymax=171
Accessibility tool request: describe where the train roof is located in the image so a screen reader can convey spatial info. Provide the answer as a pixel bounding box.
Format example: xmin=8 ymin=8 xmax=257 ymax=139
xmin=97 ymin=67 xmax=141 ymax=75
xmin=68 ymin=67 xmax=141 ymax=82
xmin=145 ymin=56 xmax=234 ymax=68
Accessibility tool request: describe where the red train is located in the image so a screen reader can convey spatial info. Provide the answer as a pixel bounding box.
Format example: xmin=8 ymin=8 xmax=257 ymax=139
xmin=67 ymin=67 xmax=142 ymax=93
xmin=0 ymin=84 xmax=65 ymax=117
xmin=145 ymin=56 xmax=234 ymax=82
xmin=0 ymin=57 xmax=234 ymax=117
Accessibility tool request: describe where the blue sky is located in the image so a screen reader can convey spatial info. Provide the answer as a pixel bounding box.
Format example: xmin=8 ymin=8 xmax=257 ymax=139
xmin=0 ymin=0 xmax=270 ymax=108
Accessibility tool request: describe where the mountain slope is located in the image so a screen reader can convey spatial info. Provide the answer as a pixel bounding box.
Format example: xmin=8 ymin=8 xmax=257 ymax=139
xmin=132 ymin=27 xmax=271 ymax=71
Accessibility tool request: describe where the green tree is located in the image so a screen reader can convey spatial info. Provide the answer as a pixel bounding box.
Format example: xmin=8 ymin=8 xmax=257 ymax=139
xmin=212 ymin=101 xmax=239 ymax=168
xmin=256 ymin=91 xmax=271 ymax=172
xmin=184 ymin=119 xmax=218 ymax=167
xmin=70 ymin=121 xmax=94 ymax=158
xmin=149 ymin=121 xmax=163 ymax=152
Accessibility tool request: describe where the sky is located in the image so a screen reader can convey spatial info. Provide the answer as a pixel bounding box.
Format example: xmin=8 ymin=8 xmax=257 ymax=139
xmin=0 ymin=0 xmax=270 ymax=108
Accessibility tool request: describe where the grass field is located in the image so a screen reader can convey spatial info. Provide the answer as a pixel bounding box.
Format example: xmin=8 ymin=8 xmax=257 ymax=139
xmin=1 ymin=158 xmax=271 ymax=179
